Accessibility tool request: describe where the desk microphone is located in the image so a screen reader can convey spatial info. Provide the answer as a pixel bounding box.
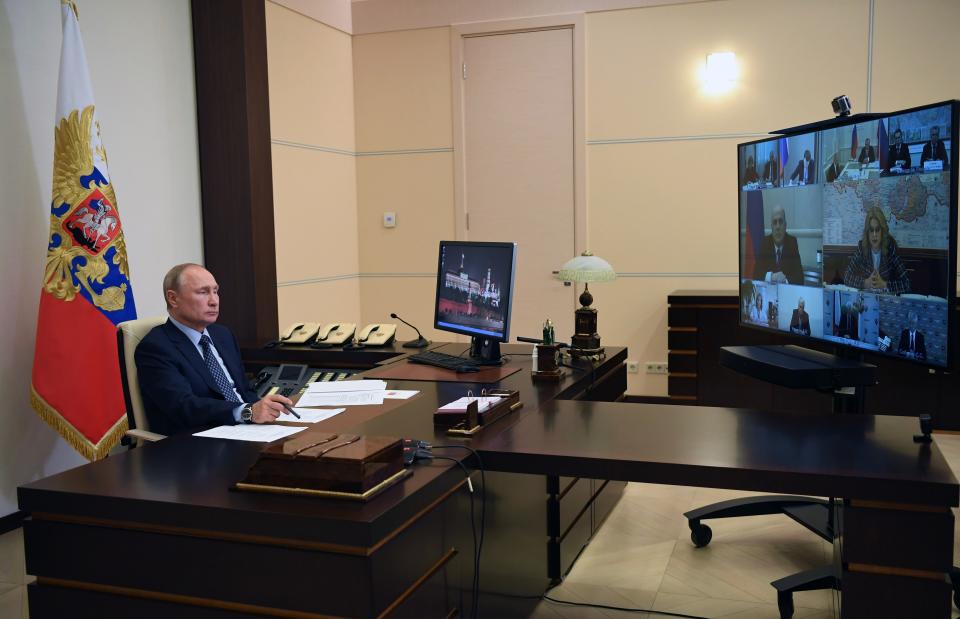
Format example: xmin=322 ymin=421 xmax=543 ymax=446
xmin=391 ymin=313 xmax=430 ymax=348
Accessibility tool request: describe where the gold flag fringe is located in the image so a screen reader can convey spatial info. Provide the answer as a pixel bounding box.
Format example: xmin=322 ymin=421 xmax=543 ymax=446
xmin=30 ymin=385 xmax=128 ymax=461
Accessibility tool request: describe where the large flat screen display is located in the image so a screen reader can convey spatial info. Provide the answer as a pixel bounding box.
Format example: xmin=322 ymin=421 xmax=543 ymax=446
xmin=738 ymin=100 xmax=958 ymax=368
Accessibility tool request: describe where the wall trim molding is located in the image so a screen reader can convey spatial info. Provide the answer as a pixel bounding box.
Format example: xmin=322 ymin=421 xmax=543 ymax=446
xmin=588 ymin=131 xmax=768 ymax=146
xmin=277 ymin=271 xmax=737 ymax=288
xmin=272 ymin=138 xmax=453 ymax=158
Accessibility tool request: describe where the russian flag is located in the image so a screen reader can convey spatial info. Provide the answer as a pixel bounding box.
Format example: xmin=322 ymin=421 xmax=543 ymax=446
xmin=850 ymin=125 xmax=859 ymax=158
xmin=743 ymin=190 xmax=764 ymax=280
xmin=31 ymin=1 xmax=137 ymax=460
xmin=778 ymin=138 xmax=789 ymax=180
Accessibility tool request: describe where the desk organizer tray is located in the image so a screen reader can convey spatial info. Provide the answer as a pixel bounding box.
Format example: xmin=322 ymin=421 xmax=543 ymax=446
xmin=434 ymin=389 xmax=523 ymax=436
xmin=236 ymin=430 xmax=409 ymax=501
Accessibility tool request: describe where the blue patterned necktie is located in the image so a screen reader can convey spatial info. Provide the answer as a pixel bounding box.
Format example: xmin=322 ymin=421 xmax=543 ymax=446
xmin=199 ymin=334 xmax=241 ymax=403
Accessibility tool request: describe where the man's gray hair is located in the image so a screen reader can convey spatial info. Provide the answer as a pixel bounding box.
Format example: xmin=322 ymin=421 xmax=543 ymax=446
xmin=163 ymin=263 xmax=204 ymax=308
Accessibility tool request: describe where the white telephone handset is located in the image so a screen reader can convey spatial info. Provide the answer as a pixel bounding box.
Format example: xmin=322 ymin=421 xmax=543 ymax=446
xmin=357 ymin=323 xmax=397 ymax=347
xmin=279 ymin=322 xmax=321 ymax=345
xmin=315 ymin=322 xmax=356 ymax=346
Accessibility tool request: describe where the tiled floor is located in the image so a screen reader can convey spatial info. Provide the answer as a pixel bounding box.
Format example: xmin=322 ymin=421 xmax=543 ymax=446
xmin=3 ymin=434 xmax=960 ymax=619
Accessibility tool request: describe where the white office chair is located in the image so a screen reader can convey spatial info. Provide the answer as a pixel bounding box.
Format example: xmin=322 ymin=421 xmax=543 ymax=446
xmin=117 ymin=316 xmax=168 ymax=446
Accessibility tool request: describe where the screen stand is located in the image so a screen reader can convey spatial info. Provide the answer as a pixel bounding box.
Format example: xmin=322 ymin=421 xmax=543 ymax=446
xmin=469 ymin=336 xmax=504 ymax=365
xmin=686 ymin=344 xmax=877 ymax=618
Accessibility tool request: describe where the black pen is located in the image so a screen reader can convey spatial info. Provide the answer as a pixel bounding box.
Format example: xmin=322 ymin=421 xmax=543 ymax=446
xmin=282 ymin=403 xmax=302 ymax=419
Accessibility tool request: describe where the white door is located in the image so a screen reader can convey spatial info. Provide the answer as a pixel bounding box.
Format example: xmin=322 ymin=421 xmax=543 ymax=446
xmin=460 ymin=27 xmax=576 ymax=342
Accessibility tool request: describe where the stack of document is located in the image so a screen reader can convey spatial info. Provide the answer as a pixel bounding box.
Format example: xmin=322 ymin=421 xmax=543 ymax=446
xmin=296 ymin=380 xmax=420 ymax=408
xmin=438 ymin=396 xmax=502 ymax=413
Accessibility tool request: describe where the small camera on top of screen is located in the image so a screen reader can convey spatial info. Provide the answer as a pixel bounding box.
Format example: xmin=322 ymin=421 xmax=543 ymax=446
xmin=831 ymin=95 xmax=852 ymax=117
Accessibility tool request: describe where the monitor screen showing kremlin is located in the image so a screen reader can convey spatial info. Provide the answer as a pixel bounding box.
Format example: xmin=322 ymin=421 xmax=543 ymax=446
xmin=737 ymin=100 xmax=958 ymax=368
xmin=433 ymin=240 xmax=517 ymax=342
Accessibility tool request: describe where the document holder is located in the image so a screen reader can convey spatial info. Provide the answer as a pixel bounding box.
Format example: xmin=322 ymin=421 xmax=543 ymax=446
xmin=236 ymin=430 xmax=409 ymax=501
xmin=434 ymin=389 xmax=522 ymax=437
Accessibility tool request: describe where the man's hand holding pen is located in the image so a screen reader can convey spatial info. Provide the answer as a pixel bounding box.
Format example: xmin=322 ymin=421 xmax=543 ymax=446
xmin=251 ymin=393 xmax=295 ymax=423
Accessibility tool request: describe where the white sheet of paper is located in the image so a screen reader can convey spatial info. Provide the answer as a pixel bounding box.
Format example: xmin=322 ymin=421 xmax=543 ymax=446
xmin=383 ymin=390 xmax=419 ymax=399
xmin=276 ymin=407 xmax=345 ymax=423
xmin=297 ymin=391 xmax=386 ymax=407
xmin=304 ymin=380 xmax=387 ymax=394
xmin=192 ymin=424 xmax=306 ymax=442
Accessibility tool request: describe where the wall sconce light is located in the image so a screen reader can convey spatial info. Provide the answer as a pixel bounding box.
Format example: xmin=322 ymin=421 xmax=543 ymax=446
xmin=702 ymin=51 xmax=737 ymax=95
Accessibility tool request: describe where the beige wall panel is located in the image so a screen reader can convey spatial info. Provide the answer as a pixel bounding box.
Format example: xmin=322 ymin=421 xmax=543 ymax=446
xmin=277 ymin=279 xmax=362 ymax=331
xmin=358 ymin=277 xmax=461 ymax=343
xmin=586 ymin=0 xmax=869 ymax=139
xmin=353 ymin=27 xmax=452 ymax=151
xmin=871 ymin=0 xmax=960 ymax=111
xmin=598 ymin=276 xmax=737 ymax=395
xmin=356 ymin=153 xmax=455 ymax=272
xmin=266 ymin=1 xmax=355 ymax=149
xmin=588 ymin=138 xmax=740 ymax=275
xmin=272 ymin=145 xmax=359 ymax=282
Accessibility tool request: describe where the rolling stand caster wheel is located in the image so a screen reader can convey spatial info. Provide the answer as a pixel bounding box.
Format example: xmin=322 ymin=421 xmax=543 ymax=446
xmin=689 ymin=521 xmax=712 ymax=548
xmin=777 ymin=591 xmax=794 ymax=619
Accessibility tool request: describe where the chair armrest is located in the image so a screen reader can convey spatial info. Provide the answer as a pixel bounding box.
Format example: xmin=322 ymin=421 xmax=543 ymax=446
xmin=125 ymin=429 xmax=166 ymax=443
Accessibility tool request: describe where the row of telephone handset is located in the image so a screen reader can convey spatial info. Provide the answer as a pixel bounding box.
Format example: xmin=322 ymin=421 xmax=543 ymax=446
xmin=279 ymin=322 xmax=397 ymax=347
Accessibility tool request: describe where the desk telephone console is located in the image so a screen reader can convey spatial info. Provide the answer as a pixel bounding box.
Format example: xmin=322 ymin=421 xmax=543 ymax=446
xmin=252 ymin=363 xmax=357 ymax=399
xmin=279 ymin=322 xmax=396 ymax=347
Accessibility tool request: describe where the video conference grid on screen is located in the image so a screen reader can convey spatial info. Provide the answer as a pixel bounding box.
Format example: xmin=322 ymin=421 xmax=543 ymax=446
xmin=435 ymin=242 xmax=516 ymax=340
xmin=738 ymin=101 xmax=957 ymax=368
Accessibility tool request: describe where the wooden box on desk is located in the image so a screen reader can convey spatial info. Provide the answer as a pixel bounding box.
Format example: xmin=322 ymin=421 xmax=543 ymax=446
xmin=241 ymin=429 xmax=404 ymax=495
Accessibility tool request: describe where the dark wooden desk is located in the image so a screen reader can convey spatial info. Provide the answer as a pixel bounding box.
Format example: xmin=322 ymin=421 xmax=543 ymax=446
xmin=20 ymin=344 xmax=628 ymax=619
xmin=479 ymin=400 xmax=959 ymax=618
xmin=18 ymin=344 xmax=958 ymax=618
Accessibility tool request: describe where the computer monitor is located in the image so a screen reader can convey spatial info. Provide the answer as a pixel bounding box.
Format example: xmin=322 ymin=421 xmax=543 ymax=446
xmin=738 ymin=99 xmax=958 ymax=369
xmin=433 ymin=240 xmax=517 ymax=364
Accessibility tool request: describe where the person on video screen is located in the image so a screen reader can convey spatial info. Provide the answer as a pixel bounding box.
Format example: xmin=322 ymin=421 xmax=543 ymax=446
xmin=743 ymin=156 xmax=759 ymax=184
xmin=838 ymin=301 xmax=861 ymax=340
xmin=842 ymin=207 xmax=910 ymax=294
xmin=789 ymin=297 xmax=811 ymax=336
xmin=749 ymin=293 xmax=767 ymax=324
xmin=789 ymin=150 xmax=816 ymax=184
xmin=752 ymin=205 xmax=804 ymax=285
xmin=920 ymin=126 xmax=949 ymax=168
xmin=886 ymin=129 xmax=912 ymax=172
xmin=825 ymin=152 xmax=842 ymax=183
xmin=858 ymin=138 xmax=876 ymax=164
xmin=762 ymin=151 xmax=779 ymax=186
xmin=897 ymin=311 xmax=927 ymax=360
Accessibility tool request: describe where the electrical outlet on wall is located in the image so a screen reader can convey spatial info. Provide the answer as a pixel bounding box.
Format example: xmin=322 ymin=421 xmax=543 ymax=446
xmin=645 ymin=362 xmax=668 ymax=375
xmin=626 ymin=360 xmax=640 ymax=374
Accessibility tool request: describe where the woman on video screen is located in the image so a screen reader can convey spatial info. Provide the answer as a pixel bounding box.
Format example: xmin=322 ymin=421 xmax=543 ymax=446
xmin=842 ymin=206 xmax=910 ymax=295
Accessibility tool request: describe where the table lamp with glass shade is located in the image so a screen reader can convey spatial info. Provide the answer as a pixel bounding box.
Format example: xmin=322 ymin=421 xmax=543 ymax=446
xmin=555 ymin=251 xmax=616 ymax=357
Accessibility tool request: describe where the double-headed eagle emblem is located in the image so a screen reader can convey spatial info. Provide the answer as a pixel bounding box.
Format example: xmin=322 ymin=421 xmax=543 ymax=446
xmin=45 ymin=105 xmax=129 ymax=312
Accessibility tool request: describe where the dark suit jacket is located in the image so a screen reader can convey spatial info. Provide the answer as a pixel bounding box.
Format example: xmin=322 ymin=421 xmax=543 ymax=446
xmin=762 ymin=160 xmax=779 ymax=184
xmin=790 ymin=309 xmax=811 ymax=336
xmin=135 ymin=320 xmax=257 ymax=436
xmin=887 ymin=143 xmax=911 ymax=170
xmin=825 ymin=162 xmax=841 ymax=183
xmin=857 ymin=145 xmax=876 ymax=164
xmin=752 ymin=233 xmax=804 ymax=285
xmin=920 ymin=141 xmax=949 ymax=167
xmin=898 ymin=329 xmax=926 ymax=359
xmin=790 ymin=158 xmax=816 ymax=183
xmin=838 ymin=310 xmax=859 ymax=340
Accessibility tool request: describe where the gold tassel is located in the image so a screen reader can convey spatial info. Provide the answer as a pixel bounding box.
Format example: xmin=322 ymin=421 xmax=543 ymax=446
xmin=30 ymin=385 xmax=128 ymax=461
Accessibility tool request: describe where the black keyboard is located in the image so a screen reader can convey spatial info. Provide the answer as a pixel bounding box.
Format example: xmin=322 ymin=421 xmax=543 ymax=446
xmin=407 ymin=351 xmax=479 ymax=372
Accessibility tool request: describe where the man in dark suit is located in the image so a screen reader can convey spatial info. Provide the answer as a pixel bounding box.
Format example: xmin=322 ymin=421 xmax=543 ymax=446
xmin=857 ymin=138 xmax=876 ymax=164
xmin=789 ymin=149 xmax=816 ymax=184
xmin=887 ymin=129 xmax=912 ymax=171
xmin=762 ymin=151 xmax=779 ymax=185
xmin=825 ymin=152 xmax=842 ymax=183
xmin=838 ymin=302 xmax=860 ymax=340
xmin=897 ymin=312 xmax=927 ymax=360
xmin=789 ymin=298 xmax=811 ymax=336
xmin=920 ymin=126 xmax=949 ymax=168
xmin=135 ymin=264 xmax=292 ymax=435
xmin=752 ymin=205 xmax=804 ymax=285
